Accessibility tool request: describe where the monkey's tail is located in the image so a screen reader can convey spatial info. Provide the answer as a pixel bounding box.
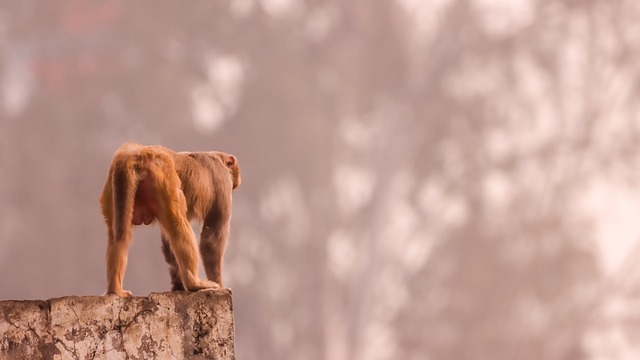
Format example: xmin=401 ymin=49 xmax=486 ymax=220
xmin=112 ymin=160 xmax=139 ymax=242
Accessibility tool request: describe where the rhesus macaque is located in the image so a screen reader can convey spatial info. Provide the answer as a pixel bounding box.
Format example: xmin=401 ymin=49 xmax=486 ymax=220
xmin=100 ymin=143 xmax=241 ymax=297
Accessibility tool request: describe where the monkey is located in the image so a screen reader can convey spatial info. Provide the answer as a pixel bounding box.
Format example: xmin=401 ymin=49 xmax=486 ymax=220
xmin=99 ymin=143 xmax=241 ymax=297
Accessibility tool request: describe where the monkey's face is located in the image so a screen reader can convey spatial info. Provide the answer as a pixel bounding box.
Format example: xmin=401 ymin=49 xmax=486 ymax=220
xmin=210 ymin=152 xmax=241 ymax=190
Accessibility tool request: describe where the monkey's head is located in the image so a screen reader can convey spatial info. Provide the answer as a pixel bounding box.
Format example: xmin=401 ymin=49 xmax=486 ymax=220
xmin=212 ymin=151 xmax=241 ymax=190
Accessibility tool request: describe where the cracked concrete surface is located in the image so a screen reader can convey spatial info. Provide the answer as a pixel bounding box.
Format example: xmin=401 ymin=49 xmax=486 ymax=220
xmin=0 ymin=289 xmax=235 ymax=359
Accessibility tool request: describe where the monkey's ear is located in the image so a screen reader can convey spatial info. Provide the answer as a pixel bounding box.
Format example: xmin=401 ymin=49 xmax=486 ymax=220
xmin=225 ymin=155 xmax=236 ymax=167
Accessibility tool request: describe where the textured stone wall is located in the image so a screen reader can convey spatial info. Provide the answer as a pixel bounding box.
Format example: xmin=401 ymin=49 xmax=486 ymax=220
xmin=0 ymin=289 xmax=235 ymax=359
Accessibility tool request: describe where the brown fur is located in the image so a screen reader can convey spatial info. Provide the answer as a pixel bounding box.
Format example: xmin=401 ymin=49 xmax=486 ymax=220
xmin=100 ymin=143 xmax=241 ymax=297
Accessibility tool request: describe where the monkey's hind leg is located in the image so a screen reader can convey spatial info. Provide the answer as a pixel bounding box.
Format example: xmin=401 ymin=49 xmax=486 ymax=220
xmin=161 ymin=234 xmax=185 ymax=291
xmin=106 ymin=229 xmax=134 ymax=297
xmin=160 ymin=218 xmax=219 ymax=291
xmin=156 ymin=187 xmax=219 ymax=291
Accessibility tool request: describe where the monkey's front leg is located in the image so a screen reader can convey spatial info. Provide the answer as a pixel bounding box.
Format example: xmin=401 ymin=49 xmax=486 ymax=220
xmin=199 ymin=223 xmax=229 ymax=287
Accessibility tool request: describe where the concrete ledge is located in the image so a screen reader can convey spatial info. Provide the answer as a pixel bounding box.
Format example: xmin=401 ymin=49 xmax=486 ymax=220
xmin=0 ymin=289 xmax=235 ymax=360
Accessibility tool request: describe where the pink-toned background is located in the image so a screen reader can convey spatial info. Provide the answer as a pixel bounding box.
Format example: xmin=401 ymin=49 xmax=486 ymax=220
xmin=1 ymin=1 xmax=639 ymax=359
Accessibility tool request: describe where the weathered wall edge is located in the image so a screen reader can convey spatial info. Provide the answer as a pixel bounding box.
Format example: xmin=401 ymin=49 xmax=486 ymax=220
xmin=0 ymin=289 xmax=235 ymax=360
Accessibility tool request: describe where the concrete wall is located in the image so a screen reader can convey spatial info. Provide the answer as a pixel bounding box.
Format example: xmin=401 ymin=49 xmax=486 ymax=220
xmin=0 ymin=289 xmax=235 ymax=359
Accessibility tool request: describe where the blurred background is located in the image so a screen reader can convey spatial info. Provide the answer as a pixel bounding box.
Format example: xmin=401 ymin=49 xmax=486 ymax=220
xmin=1 ymin=0 xmax=640 ymax=359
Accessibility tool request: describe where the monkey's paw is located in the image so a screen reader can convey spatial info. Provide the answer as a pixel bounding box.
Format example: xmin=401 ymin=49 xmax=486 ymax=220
xmin=189 ymin=280 xmax=220 ymax=291
xmin=105 ymin=289 xmax=133 ymax=297
xmin=115 ymin=290 xmax=133 ymax=297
